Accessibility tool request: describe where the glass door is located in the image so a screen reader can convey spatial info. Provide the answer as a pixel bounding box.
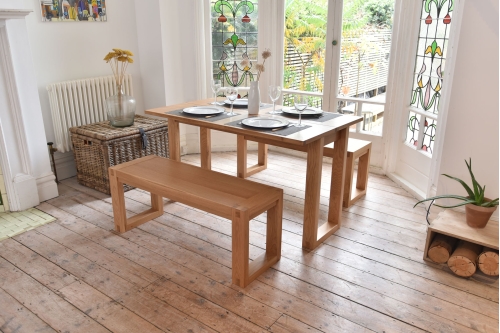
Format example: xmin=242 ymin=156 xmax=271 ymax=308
xmin=283 ymin=0 xmax=397 ymax=167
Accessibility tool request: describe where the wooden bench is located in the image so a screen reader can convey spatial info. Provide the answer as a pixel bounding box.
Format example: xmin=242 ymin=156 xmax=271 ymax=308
xmin=108 ymin=155 xmax=283 ymax=288
xmin=324 ymin=138 xmax=371 ymax=208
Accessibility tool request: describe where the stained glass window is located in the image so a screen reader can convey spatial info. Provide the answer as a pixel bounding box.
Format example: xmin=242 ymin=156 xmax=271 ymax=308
xmin=406 ymin=0 xmax=454 ymax=152
xmin=211 ymin=1 xmax=258 ymax=89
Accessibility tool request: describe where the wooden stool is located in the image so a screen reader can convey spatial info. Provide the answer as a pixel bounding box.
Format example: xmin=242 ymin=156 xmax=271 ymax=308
xmin=324 ymin=138 xmax=371 ymax=208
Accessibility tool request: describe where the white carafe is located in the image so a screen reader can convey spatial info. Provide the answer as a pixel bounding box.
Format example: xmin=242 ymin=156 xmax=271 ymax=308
xmin=247 ymin=81 xmax=260 ymax=115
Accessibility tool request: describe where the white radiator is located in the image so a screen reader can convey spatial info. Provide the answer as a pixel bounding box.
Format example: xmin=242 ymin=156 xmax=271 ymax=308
xmin=47 ymin=74 xmax=133 ymax=153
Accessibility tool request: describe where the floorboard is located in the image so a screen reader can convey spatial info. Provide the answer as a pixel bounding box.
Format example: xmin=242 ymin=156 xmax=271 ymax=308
xmin=0 ymin=151 xmax=497 ymax=333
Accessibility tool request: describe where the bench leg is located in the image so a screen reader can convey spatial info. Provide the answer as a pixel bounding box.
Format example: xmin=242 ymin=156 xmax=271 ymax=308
xmin=356 ymin=148 xmax=370 ymax=191
xmin=109 ymin=169 xmax=127 ymax=233
xmin=109 ymin=170 xmax=164 ymax=233
xmin=345 ymin=147 xmax=371 ymax=208
xmin=237 ymin=135 xmax=268 ymax=178
xmin=343 ymin=152 xmax=355 ymax=208
xmin=231 ymin=195 xmax=282 ymax=288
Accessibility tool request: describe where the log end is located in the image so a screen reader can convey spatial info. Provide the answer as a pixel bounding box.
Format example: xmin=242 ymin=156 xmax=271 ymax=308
xmin=478 ymin=252 xmax=499 ymax=276
xmin=448 ymin=255 xmax=476 ymax=277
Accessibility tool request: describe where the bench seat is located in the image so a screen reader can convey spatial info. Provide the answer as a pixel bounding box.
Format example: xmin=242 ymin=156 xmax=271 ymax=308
xmin=108 ymin=155 xmax=283 ymax=287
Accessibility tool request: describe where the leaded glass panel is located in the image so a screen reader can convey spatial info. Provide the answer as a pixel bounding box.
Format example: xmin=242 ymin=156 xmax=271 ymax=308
xmin=406 ymin=0 xmax=454 ymax=151
xmin=410 ymin=0 xmax=453 ymax=114
xmin=406 ymin=112 xmax=421 ymax=147
xmin=421 ymin=118 xmax=437 ymax=153
xmin=211 ymin=1 xmax=258 ymax=89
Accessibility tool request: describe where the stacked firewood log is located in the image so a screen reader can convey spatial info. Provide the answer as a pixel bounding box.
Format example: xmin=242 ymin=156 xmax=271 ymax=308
xmin=428 ymin=235 xmax=498 ymax=277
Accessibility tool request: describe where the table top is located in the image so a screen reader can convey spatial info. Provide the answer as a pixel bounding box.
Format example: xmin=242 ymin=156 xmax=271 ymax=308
xmin=146 ymin=98 xmax=362 ymax=147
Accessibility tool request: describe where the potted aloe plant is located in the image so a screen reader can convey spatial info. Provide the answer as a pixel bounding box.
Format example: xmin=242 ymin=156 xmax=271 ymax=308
xmin=414 ymin=158 xmax=498 ymax=228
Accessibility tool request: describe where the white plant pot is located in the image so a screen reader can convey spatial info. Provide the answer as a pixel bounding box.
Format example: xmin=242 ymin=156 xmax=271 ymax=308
xmin=248 ymin=81 xmax=260 ymax=115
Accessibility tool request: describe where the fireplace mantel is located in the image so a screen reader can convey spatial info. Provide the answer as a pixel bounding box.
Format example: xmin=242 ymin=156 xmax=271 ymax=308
xmin=0 ymin=7 xmax=58 ymax=211
xmin=0 ymin=9 xmax=32 ymax=20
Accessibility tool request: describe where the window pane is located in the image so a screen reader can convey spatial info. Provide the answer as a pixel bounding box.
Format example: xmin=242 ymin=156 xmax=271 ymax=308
xmin=211 ymin=0 xmax=259 ymax=89
xmin=421 ymin=118 xmax=437 ymax=154
xmin=406 ymin=112 xmax=421 ymax=148
xmin=406 ymin=0 xmax=455 ymax=152
xmin=410 ymin=0 xmax=453 ymax=113
xmin=282 ymin=0 xmax=328 ymax=107
xmin=338 ymin=0 xmax=395 ymax=135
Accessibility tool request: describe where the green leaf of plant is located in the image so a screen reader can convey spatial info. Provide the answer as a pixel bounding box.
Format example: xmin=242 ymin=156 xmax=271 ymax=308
xmin=478 ymin=185 xmax=485 ymax=204
xmin=466 ymin=158 xmax=482 ymax=200
xmin=442 ymin=173 xmax=474 ymax=198
xmin=482 ymin=198 xmax=499 ymax=207
xmin=413 ymin=194 xmax=471 ymax=208
xmin=434 ymin=200 xmax=476 ymax=209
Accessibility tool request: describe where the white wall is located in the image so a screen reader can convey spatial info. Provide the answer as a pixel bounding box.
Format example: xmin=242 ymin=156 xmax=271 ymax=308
xmin=134 ymin=0 xmax=165 ymax=111
xmin=21 ymin=0 xmax=145 ymax=179
xmin=437 ymin=0 xmax=499 ymax=218
xmin=24 ymin=0 xmax=145 ymax=142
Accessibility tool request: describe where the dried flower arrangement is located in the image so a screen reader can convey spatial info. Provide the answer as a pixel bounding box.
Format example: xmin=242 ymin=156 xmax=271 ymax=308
xmin=241 ymin=48 xmax=271 ymax=81
xmin=103 ymin=48 xmax=134 ymax=88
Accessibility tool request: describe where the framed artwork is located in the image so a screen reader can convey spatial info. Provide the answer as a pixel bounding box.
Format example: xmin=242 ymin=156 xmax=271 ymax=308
xmin=40 ymin=0 xmax=107 ymax=22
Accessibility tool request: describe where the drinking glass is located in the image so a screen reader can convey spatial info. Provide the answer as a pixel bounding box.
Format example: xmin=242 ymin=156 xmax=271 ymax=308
xmin=268 ymin=85 xmax=282 ymax=114
xmin=294 ymin=95 xmax=308 ymax=127
xmin=225 ymin=87 xmax=238 ymax=116
xmin=210 ymin=79 xmax=222 ymax=105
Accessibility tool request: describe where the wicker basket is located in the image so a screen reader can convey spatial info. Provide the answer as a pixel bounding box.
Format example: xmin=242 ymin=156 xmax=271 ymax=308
xmin=70 ymin=115 xmax=169 ymax=194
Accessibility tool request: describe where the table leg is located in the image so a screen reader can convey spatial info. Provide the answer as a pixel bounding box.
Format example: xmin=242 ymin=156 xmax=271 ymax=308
xmin=302 ymin=138 xmax=324 ymax=250
xmin=237 ymin=135 xmax=247 ymax=178
xmin=237 ymin=137 xmax=268 ymax=178
xmin=200 ymin=127 xmax=211 ymax=170
xmin=168 ymin=120 xmax=181 ymax=161
xmin=326 ymin=127 xmax=348 ymax=232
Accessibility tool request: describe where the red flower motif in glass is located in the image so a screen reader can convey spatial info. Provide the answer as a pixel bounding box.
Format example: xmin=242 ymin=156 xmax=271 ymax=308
xmin=218 ymin=14 xmax=227 ymax=22
xmin=443 ymin=14 xmax=451 ymax=24
xmin=425 ymin=15 xmax=432 ymax=24
xmin=242 ymin=15 xmax=251 ymax=23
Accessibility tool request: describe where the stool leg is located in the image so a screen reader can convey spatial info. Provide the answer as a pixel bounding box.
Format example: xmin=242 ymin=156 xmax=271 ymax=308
xmin=356 ymin=148 xmax=370 ymax=191
xmin=232 ymin=209 xmax=250 ymax=287
xmin=109 ymin=169 xmax=127 ymax=233
xmin=343 ymin=153 xmax=354 ymax=208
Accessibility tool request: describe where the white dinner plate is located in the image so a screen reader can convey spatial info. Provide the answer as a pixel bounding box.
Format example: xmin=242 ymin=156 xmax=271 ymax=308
xmin=241 ymin=117 xmax=290 ymax=129
xmin=282 ymin=106 xmax=323 ymax=116
xmin=182 ymin=106 xmax=225 ymax=115
xmin=224 ymin=98 xmax=248 ymax=106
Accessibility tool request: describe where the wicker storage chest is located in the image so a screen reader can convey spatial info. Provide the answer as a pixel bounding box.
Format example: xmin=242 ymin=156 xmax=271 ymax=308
xmin=70 ymin=115 xmax=169 ymax=194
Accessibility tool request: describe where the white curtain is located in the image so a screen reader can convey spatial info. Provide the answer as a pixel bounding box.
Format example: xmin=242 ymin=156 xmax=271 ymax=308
xmin=192 ymin=0 xmax=213 ymax=100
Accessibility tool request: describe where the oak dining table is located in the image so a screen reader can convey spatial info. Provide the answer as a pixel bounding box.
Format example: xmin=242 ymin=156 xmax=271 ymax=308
xmin=146 ymin=98 xmax=362 ymax=250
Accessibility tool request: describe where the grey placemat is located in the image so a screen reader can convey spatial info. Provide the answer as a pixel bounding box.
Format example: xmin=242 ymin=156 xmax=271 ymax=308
xmin=225 ymin=119 xmax=311 ymax=136
xmin=167 ymin=109 xmax=240 ymax=122
xmin=230 ymin=103 xmax=273 ymax=110
xmin=276 ymin=111 xmax=343 ymax=123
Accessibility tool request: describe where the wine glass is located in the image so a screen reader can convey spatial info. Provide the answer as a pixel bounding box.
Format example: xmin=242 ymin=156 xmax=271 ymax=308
xmin=294 ymin=95 xmax=308 ymax=127
xmin=225 ymin=87 xmax=238 ymax=116
xmin=268 ymin=85 xmax=282 ymax=114
xmin=210 ymin=79 xmax=222 ymax=105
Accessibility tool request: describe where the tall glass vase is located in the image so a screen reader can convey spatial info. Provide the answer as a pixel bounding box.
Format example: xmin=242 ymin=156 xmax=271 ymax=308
xmin=105 ymin=84 xmax=136 ymax=127
xmin=248 ymin=81 xmax=260 ymax=115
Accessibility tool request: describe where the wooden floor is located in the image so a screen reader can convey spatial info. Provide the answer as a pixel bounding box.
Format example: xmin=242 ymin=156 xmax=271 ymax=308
xmin=0 ymin=151 xmax=498 ymax=333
